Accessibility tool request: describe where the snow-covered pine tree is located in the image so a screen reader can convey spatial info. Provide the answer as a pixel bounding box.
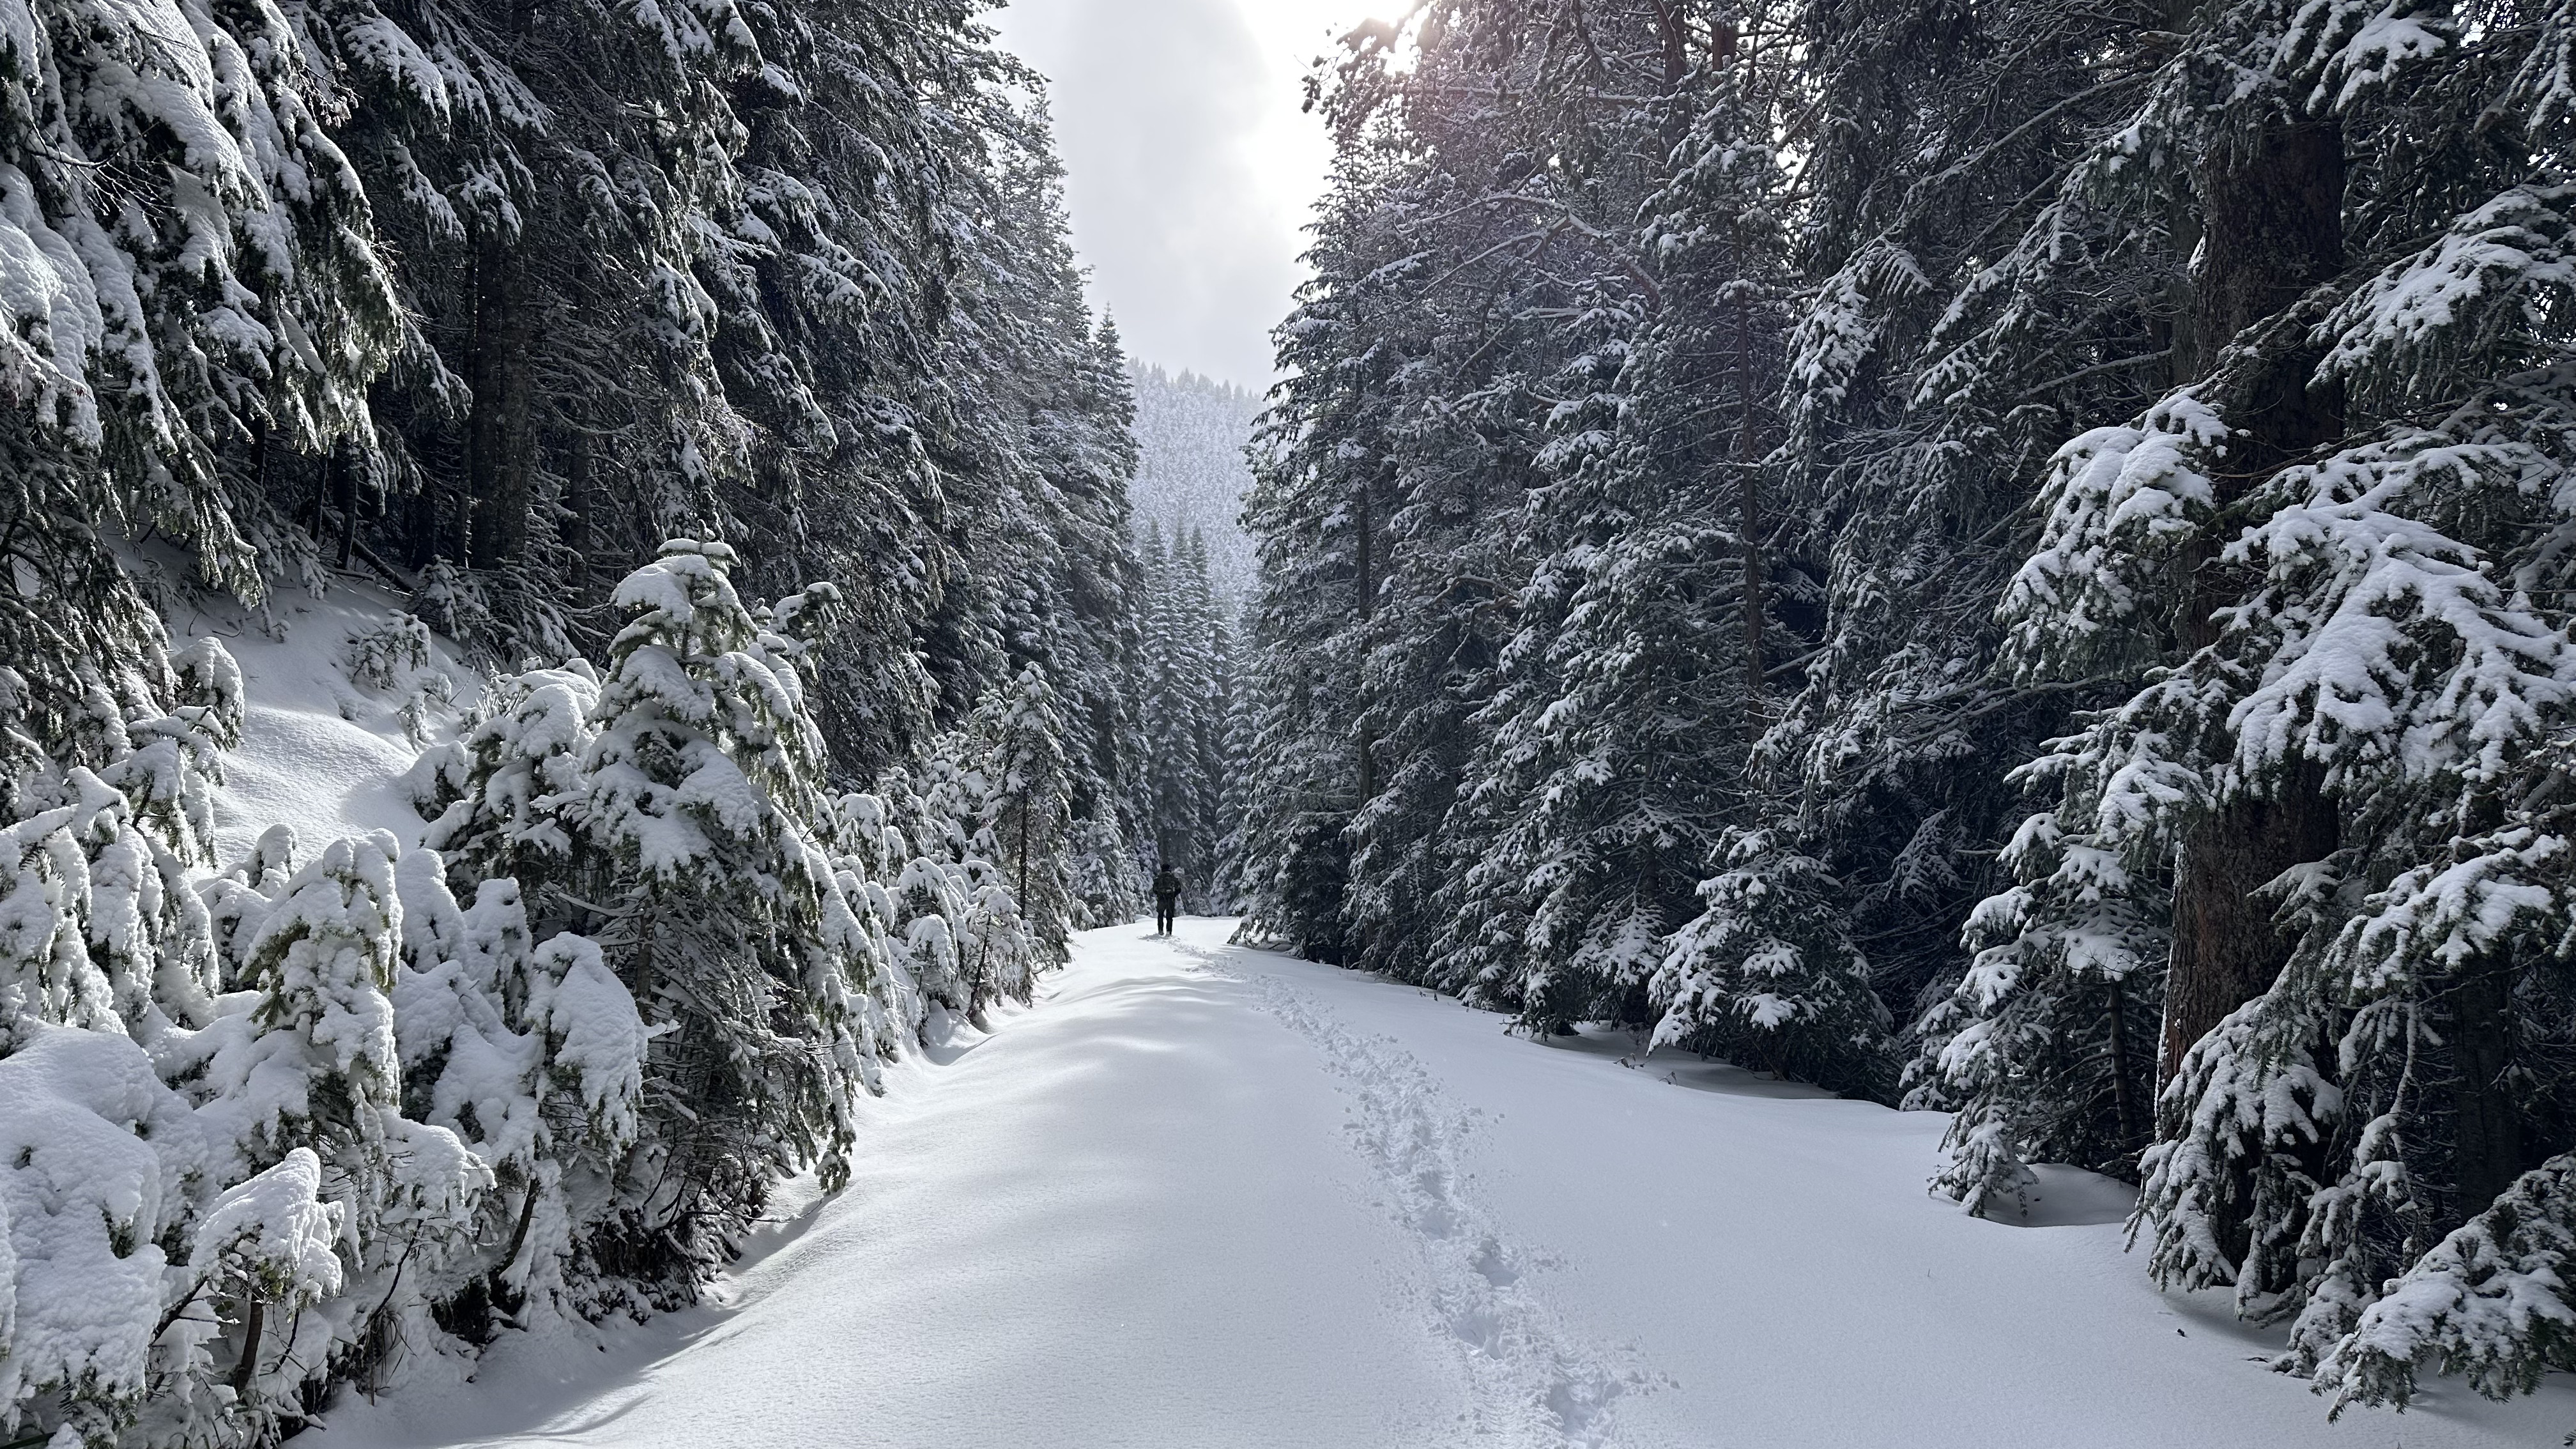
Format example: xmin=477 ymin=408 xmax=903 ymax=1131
xmin=175 ymin=831 xmax=492 ymax=1428
xmin=1768 ymin=0 xmax=2178 ymax=1140
xmin=1446 ymin=3 xmax=1803 ymax=1038
xmin=1965 ymin=0 xmax=2576 ymax=1402
xmin=389 ymin=853 xmax=646 ymax=1333
xmin=0 ymin=0 xmax=401 ymax=622
xmin=704 ymin=0 xmax=995 ymax=777
xmin=414 ymin=540 xmax=884 ymax=1298
xmin=1229 ymin=148 xmax=1387 ymax=963
xmin=1138 ymin=522 xmax=1184 ymax=873
xmin=1650 ymin=828 xmax=1892 ymax=1094
xmin=971 ymin=664 xmax=1078 ymax=966
xmin=1245 ymin=0 xmax=1689 ymax=981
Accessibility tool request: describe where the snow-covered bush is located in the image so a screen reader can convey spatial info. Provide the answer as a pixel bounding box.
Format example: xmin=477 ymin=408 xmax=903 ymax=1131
xmin=344 ymin=616 xmax=434 ymax=692
xmin=0 ymin=1026 xmax=203 ymax=1448
xmin=1649 ymin=829 xmax=1893 ymax=1098
xmin=411 ymin=540 xmax=992 ymax=1298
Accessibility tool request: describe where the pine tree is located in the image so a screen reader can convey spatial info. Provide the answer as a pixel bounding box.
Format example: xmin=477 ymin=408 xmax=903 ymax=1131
xmin=412 ymin=541 xmax=889 ymax=1298
xmin=1972 ymin=0 xmax=2576 ymax=1399
xmin=1650 ymin=828 xmax=1892 ymax=1094
xmin=972 ymin=664 xmax=1078 ymax=966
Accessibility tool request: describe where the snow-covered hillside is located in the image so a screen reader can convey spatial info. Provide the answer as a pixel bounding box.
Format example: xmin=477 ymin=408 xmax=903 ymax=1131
xmin=1129 ymin=366 xmax=1260 ymax=604
xmin=168 ymin=579 xmax=484 ymax=860
xmin=318 ymin=921 xmax=2575 ymax=1449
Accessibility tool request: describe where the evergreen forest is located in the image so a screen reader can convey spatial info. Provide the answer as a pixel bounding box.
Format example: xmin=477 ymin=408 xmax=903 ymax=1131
xmin=3 ymin=0 xmax=2575 ymax=1439
xmin=1231 ymin=0 xmax=2576 ymax=1416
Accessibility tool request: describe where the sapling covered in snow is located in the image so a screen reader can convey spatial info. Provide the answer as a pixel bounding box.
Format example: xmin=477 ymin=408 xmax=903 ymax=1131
xmin=1915 ymin=738 xmax=2168 ymax=1214
xmin=0 ymin=638 xmax=242 ymax=1043
xmin=183 ymin=1150 xmax=345 ymax=1430
xmin=390 ymin=855 xmax=643 ymax=1326
xmin=173 ymin=831 xmax=495 ymax=1416
xmin=346 ymin=617 xmax=435 ymax=694
xmin=1650 ymin=829 xmax=1892 ymax=1098
xmin=970 ymin=664 xmax=1079 ymax=967
xmin=865 ymin=737 xmax=1042 ymax=1027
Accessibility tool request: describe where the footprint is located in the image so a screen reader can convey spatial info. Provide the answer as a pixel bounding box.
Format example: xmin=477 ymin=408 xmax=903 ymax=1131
xmin=1186 ymin=951 xmax=1653 ymax=1449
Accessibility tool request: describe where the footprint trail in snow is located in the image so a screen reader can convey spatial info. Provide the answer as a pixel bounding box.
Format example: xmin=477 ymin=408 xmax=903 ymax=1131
xmin=1184 ymin=945 xmax=1656 ymax=1449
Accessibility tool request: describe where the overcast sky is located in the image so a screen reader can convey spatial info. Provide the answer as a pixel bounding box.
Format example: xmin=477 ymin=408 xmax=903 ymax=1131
xmin=988 ymin=0 xmax=1372 ymax=390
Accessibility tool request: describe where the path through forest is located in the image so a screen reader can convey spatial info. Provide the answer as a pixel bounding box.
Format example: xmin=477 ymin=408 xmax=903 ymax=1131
xmin=325 ymin=922 xmax=2572 ymax=1449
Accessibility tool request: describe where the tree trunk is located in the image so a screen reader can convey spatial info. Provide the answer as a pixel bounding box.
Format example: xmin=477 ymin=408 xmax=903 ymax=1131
xmin=406 ymin=443 xmax=443 ymax=571
xmin=466 ymin=231 xmax=533 ymax=571
xmin=2447 ymin=954 xmax=2526 ymax=1224
xmin=2156 ymin=114 xmax=2346 ymax=1089
xmin=565 ymin=428 xmax=595 ymax=591
xmin=1736 ymin=302 xmax=1765 ymax=739
xmin=231 ymin=1296 xmax=264 ymax=1395
xmin=1652 ymin=0 xmax=1690 ymax=86
xmin=2106 ymin=974 xmax=2140 ymax=1150
xmin=334 ymin=441 xmax=359 ymax=570
xmin=1353 ymin=477 xmax=1377 ymax=802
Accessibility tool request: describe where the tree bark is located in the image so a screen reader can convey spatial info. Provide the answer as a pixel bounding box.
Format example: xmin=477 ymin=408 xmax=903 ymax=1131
xmin=1353 ymin=477 xmax=1377 ymax=802
xmin=334 ymin=441 xmax=358 ymax=569
xmin=2447 ymin=954 xmax=2526 ymax=1223
xmin=2156 ymin=114 xmax=2347 ymax=1089
xmin=466 ymin=231 xmax=533 ymax=571
xmin=231 ymin=1296 xmax=264 ymax=1395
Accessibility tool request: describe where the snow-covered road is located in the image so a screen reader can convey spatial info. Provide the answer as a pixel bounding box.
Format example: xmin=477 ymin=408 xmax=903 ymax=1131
xmin=325 ymin=920 xmax=2572 ymax=1449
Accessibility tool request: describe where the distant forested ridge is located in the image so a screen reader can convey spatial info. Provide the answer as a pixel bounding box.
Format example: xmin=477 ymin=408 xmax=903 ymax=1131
xmin=1130 ymin=366 xmax=1262 ymax=604
xmin=1233 ymin=0 xmax=2576 ymax=1414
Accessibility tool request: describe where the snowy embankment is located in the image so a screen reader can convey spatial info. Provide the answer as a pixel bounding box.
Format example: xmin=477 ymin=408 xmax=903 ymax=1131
xmin=314 ymin=921 xmax=2571 ymax=1449
xmin=170 ymin=574 xmax=484 ymax=860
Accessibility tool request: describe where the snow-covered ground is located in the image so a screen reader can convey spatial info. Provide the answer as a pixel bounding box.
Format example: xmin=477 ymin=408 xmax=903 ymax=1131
xmin=164 ymin=571 xmax=482 ymax=862
xmin=319 ymin=919 xmax=2573 ymax=1449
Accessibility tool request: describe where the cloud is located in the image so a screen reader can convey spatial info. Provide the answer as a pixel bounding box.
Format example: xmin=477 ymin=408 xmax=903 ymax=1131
xmin=993 ymin=0 xmax=1344 ymax=389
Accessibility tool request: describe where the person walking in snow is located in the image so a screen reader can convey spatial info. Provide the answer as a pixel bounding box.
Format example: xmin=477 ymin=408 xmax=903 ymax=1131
xmin=1153 ymin=864 xmax=1182 ymax=935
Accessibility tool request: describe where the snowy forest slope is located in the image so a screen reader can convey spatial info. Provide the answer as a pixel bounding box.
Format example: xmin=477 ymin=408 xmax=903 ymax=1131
xmin=1129 ymin=366 xmax=1263 ymax=604
xmin=0 ymin=0 xmax=1181 ymax=1441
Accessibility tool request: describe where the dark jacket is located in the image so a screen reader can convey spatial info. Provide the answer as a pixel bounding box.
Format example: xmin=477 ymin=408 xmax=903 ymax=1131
xmin=1152 ymin=870 xmax=1181 ymax=901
